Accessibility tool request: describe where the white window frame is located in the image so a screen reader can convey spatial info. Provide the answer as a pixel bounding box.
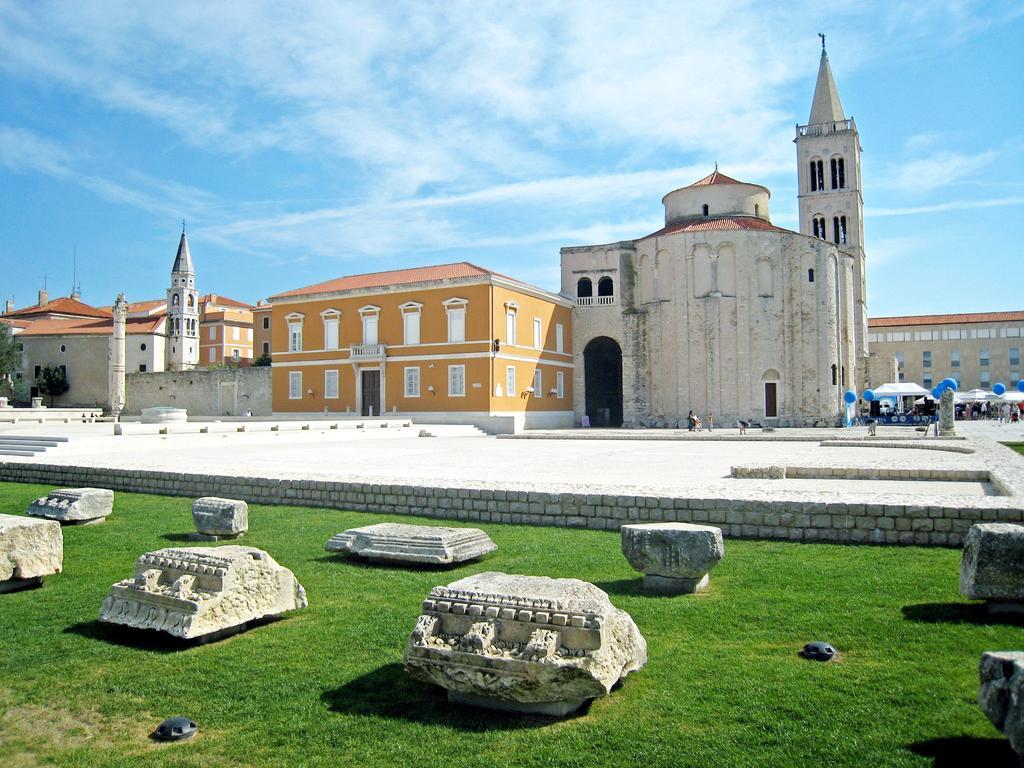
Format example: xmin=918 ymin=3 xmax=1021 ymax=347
xmin=208 ymin=348 xmax=216 ymax=363
xmin=555 ymin=323 xmax=564 ymax=353
xmin=289 ymin=371 xmax=302 ymax=400
xmin=359 ymin=305 xmax=381 ymax=346
xmin=404 ymin=366 xmax=420 ymax=398
xmin=209 ymin=326 xmax=216 ymax=340
xmin=505 ymin=301 xmax=518 ymax=345
xmin=533 ymin=318 xmax=543 ymax=350
xmin=321 ymin=309 xmax=341 ymax=351
xmin=400 ymin=302 xmax=422 ymax=346
xmin=324 ymin=369 xmax=339 ymax=399
xmin=286 ymin=312 xmax=304 ymax=352
xmin=556 ymin=370 xmax=565 ymax=399
xmin=448 ymin=364 xmax=465 ymax=397
xmin=533 ymin=368 xmax=542 ymax=397
xmin=506 ymin=366 xmax=516 ymax=398
xmin=443 ymin=298 xmax=468 ymax=343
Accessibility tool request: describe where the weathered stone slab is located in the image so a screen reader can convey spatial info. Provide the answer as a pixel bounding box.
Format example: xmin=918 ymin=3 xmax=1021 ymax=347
xmin=27 ymin=488 xmax=113 ymax=525
xmin=99 ymin=546 xmax=307 ymax=640
xmin=325 ymin=523 xmax=496 ymax=565
xmin=190 ymin=497 xmax=248 ymax=540
xmin=960 ymin=523 xmax=1024 ymax=611
xmin=404 ymin=571 xmax=646 ymax=715
xmin=978 ymin=651 xmax=1024 ymax=761
xmin=0 ymin=514 xmax=63 ymax=591
xmin=621 ymin=522 xmax=724 ymax=594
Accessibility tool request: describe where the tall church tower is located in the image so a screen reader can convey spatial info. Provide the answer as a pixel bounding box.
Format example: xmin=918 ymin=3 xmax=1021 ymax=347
xmin=796 ymin=36 xmax=868 ymax=364
xmin=166 ymin=224 xmax=199 ymax=371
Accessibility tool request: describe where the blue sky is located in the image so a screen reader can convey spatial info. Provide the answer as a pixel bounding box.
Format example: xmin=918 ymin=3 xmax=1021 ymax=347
xmin=1 ymin=1 xmax=1022 ymax=316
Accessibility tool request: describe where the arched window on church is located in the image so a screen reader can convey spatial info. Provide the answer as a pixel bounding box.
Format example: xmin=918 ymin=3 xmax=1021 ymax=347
xmin=808 ymin=268 xmax=815 ymax=283
xmin=188 ymin=294 xmax=195 ymax=308
xmin=754 ymin=203 xmax=760 ymax=218
xmin=597 ymin=276 xmax=614 ymax=297
xmin=812 ymin=216 xmax=826 ymax=240
xmin=576 ymin=277 xmax=593 ymax=299
xmin=702 ymin=204 xmax=709 ymax=217
xmin=833 ymin=215 xmax=848 ymax=245
xmin=172 ymin=293 xmax=179 ymax=307
xmin=810 ymin=159 xmax=824 ymax=191
xmin=831 ymin=364 xmax=837 ymax=385
xmin=831 ymin=157 xmax=846 ymax=189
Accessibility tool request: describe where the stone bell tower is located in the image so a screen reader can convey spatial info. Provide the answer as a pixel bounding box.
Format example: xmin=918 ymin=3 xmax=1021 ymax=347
xmin=795 ymin=35 xmax=868 ymax=365
xmin=166 ymin=223 xmax=199 ymax=371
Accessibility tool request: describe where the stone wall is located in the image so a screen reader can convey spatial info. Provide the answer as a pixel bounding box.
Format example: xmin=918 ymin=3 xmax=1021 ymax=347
xmin=125 ymin=367 xmax=271 ymax=417
xmin=3 ymin=460 xmax=1021 ymax=548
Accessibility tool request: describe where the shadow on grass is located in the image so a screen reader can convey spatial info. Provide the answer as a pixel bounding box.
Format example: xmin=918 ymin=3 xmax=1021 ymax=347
xmin=909 ymin=736 xmax=1018 ymax=767
xmin=64 ymin=615 xmax=288 ymax=653
xmin=322 ymin=663 xmax=580 ymax=730
xmin=160 ymin=533 xmax=195 ymax=543
xmin=591 ymin=578 xmax=646 ymax=598
xmin=902 ymin=603 xmax=1024 ymax=627
xmin=313 ymin=554 xmax=484 ymax=572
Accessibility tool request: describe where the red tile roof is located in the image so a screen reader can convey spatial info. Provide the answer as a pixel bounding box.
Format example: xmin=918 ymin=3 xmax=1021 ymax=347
xmin=16 ymin=316 xmax=166 ymax=337
xmin=3 ymin=297 xmax=112 ymax=320
xmin=199 ymin=294 xmax=252 ymax=309
xmin=687 ymin=170 xmax=748 ymax=187
xmin=869 ymin=311 xmax=1024 ymax=328
xmin=269 ymin=262 xmax=531 ymax=301
xmin=645 ymin=216 xmax=789 ymax=238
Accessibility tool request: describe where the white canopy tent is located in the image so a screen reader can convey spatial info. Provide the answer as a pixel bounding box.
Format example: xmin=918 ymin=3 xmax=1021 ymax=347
xmin=955 ymin=389 xmax=992 ymax=403
xmin=999 ymin=392 xmax=1024 ymax=403
xmin=871 ymin=382 xmax=932 ymax=398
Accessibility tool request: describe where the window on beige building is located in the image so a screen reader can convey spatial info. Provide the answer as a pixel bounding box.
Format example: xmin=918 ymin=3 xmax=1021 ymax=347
xmin=448 ymin=365 xmax=465 ymax=397
xmin=506 ymin=366 xmax=515 ymax=398
xmin=404 ymin=367 xmax=420 ymax=398
xmin=556 ymin=371 xmax=564 ymax=399
xmin=289 ymin=371 xmax=302 ymax=399
xmin=325 ymin=369 xmax=339 ymax=399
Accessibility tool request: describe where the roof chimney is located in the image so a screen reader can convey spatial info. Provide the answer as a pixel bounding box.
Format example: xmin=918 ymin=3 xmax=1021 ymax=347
xmin=71 ymin=285 xmax=81 ymax=301
xmin=38 ymin=289 xmax=49 ymax=307
xmin=4 ymin=299 xmax=13 ymax=314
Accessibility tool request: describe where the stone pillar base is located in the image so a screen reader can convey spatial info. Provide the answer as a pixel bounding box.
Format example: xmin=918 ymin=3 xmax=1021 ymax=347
xmin=642 ymin=573 xmax=710 ymax=595
xmin=0 ymin=576 xmax=44 ymax=594
xmin=448 ymin=691 xmax=588 ymax=717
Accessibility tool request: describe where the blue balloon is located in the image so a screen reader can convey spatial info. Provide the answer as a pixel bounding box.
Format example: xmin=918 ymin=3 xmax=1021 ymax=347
xmin=994 ymin=383 xmax=1006 ymax=396
xmin=843 ymin=390 xmax=857 ymax=405
xmin=1019 ymin=380 xmax=1024 ymax=393
xmin=942 ymin=378 xmax=959 ymax=392
xmin=931 ymin=386 xmax=942 ymax=399
xmin=863 ymin=389 xmax=875 ymax=402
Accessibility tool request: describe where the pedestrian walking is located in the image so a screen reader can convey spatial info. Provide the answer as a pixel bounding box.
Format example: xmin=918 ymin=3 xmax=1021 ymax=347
xmin=707 ymin=412 xmax=714 ymax=432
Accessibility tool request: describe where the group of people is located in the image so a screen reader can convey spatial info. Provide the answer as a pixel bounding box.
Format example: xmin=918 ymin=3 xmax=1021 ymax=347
xmin=686 ymin=410 xmax=714 ymax=432
xmin=955 ymin=401 xmax=1022 ymax=423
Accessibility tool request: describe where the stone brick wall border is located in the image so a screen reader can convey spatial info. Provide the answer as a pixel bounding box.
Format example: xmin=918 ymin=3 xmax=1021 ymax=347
xmin=732 ymin=466 xmax=990 ymax=482
xmin=3 ymin=460 xmax=1023 ymax=548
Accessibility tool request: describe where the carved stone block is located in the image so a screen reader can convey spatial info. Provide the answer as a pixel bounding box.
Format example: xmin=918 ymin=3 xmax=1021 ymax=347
xmin=191 ymin=497 xmax=248 ymax=540
xmin=27 ymin=488 xmax=113 ymax=525
xmin=325 ymin=523 xmax=496 ymax=565
xmin=978 ymin=651 xmax=1024 ymax=760
xmin=0 ymin=514 xmax=63 ymax=592
xmin=99 ymin=546 xmax=307 ymax=640
xmin=961 ymin=523 xmax=1024 ymax=613
xmin=621 ymin=522 xmax=724 ymax=594
xmin=404 ymin=572 xmax=647 ymax=716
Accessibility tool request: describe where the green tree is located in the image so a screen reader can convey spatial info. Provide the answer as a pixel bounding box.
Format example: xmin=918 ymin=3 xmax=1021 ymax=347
xmin=37 ymin=364 xmax=69 ymax=406
xmin=0 ymin=321 xmax=23 ymax=402
xmin=252 ymin=352 xmax=272 ymax=367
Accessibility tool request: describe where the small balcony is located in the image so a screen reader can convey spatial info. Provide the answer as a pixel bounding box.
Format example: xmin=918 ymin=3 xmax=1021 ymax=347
xmin=576 ymin=295 xmax=616 ymax=307
xmin=350 ymin=343 xmax=386 ymax=360
xmin=796 ymin=118 xmax=855 ymax=138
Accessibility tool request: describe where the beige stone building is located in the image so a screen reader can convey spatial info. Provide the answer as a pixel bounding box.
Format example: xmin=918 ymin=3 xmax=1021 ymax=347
xmin=559 ymin=45 xmax=865 ymax=427
xmin=868 ymin=311 xmax=1024 ymax=391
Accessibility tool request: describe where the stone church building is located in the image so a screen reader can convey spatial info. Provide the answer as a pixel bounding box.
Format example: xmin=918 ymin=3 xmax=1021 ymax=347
xmin=561 ymin=44 xmax=867 ymax=427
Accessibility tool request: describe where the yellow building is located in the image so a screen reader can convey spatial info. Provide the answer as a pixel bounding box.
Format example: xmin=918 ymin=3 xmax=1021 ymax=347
xmin=267 ymin=262 xmax=574 ymax=432
xmin=198 ymin=295 xmax=254 ymax=366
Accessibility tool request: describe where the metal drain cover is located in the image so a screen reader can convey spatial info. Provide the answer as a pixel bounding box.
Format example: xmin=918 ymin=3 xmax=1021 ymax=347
xmin=154 ymin=716 xmax=197 ymax=741
xmin=799 ymin=641 xmax=836 ymax=662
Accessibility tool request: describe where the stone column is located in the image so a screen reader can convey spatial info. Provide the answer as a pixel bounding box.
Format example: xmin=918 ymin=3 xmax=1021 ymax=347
xmin=939 ymin=388 xmax=955 ymax=436
xmin=109 ymin=293 xmax=128 ymax=419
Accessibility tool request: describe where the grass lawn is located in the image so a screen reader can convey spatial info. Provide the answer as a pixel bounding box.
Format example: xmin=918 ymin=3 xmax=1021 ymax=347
xmin=1 ymin=481 xmax=1020 ymax=768
xmin=1005 ymin=442 xmax=1024 ymax=456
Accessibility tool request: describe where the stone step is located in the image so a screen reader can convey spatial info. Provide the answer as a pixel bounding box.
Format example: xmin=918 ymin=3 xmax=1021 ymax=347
xmin=0 ymin=448 xmax=39 ymax=456
xmin=0 ymin=435 xmax=69 ymax=443
xmin=0 ymin=440 xmax=61 ymax=449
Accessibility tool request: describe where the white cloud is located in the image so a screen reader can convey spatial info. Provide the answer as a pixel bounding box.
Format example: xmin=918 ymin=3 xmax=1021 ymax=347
xmin=867 ymin=195 xmax=1024 ymax=217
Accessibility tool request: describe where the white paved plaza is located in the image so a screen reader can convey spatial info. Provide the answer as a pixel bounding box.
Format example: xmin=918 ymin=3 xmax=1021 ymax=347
xmin=2 ymin=419 xmax=1019 ymax=497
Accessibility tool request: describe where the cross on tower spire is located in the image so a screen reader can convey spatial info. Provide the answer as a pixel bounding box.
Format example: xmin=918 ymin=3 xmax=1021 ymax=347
xmin=819 ymin=32 xmax=826 ymax=53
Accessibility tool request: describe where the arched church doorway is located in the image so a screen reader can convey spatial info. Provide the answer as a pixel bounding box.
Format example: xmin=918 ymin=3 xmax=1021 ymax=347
xmin=584 ymin=336 xmax=623 ymax=427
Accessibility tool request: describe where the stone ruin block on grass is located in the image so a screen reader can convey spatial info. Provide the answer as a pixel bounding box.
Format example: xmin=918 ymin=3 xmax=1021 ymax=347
xmin=978 ymin=651 xmax=1024 ymax=762
xmin=28 ymin=488 xmax=113 ymax=525
xmin=99 ymin=546 xmax=307 ymax=641
xmin=621 ymin=522 xmax=725 ymax=594
xmin=325 ymin=522 xmax=496 ymax=565
xmin=404 ymin=571 xmax=647 ymax=716
xmin=190 ymin=497 xmax=248 ymax=541
xmin=960 ymin=523 xmax=1024 ymax=614
xmin=0 ymin=514 xmax=63 ymax=592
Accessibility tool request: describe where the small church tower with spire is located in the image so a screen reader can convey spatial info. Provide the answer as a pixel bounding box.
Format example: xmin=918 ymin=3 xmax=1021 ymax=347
xmin=796 ymin=35 xmax=868 ymax=370
xmin=166 ymin=223 xmax=199 ymax=371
